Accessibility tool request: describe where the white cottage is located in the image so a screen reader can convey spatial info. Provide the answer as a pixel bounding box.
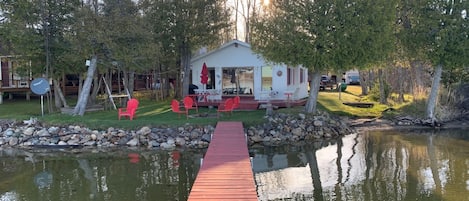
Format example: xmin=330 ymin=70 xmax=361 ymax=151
xmin=190 ymin=40 xmax=309 ymax=103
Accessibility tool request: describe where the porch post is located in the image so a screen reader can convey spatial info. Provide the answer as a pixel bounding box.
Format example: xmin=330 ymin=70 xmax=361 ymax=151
xmin=0 ymin=81 xmax=2 ymax=104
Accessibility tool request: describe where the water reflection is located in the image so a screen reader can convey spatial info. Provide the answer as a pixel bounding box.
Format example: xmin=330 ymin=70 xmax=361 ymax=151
xmin=253 ymin=129 xmax=469 ymax=201
xmin=0 ymin=148 xmax=204 ymax=201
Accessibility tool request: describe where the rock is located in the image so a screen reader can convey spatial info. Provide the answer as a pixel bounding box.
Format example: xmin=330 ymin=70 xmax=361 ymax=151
xmin=23 ymin=127 xmax=35 ymax=136
xmin=201 ymin=134 xmax=211 ymax=142
xmin=5 ymin=129 xmax=14 ymax=137
xmin=313 ymin=120 xmax=323 ymax=127
xmin=137 ymin=127 xmax=151 ymax=136
xmin=298 ymin=113 xmax=306 ymax=119
xmin=126 ymin=138 xmax=139 ymax=146
xmin=291 ymin=127 xmax=303 ymax=136
xmin=48 ymin=127 xmax=60 ymax=135
xmin=37 ymin=129 xmax=50 ymax=137
xmin=160 ymin=142 xmax=175 ymax=149
xmin=9 ymin=137 xmax=19 ymax=146
xmin=175 ymin=137 xmax=186 ymax=146
xmin=84 ymin=141 xmax=96 ymax=146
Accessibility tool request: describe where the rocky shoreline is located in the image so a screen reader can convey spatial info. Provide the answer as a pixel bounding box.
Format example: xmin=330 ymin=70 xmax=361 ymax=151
xmin=1 ymin=113 xmax=467 ymax=150
xmin=0 ymin=111 xmax=355 ymax=149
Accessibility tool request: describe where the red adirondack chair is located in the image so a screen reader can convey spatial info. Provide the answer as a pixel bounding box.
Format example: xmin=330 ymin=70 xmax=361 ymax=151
xmin=118 ymin=98 xmax=139 ymax=120
xmin=233 ymin=96 xmax=240 ymax=110
xmin=217 ymin=98 xmax=234 ymax=118
xmin=183 ymin=96 xmax=198 ymax=113
xmin=171 ymin=99 xmax=188 ymax=119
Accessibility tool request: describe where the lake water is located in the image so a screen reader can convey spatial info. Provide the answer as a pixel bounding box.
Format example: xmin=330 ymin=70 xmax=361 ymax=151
xmin=1 ymin=128 xmax=468 ymax=201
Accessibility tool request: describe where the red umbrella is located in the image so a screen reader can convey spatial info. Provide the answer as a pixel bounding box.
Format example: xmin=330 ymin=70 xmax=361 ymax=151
xmin=200 ymin=62 xmax=209 ymax=85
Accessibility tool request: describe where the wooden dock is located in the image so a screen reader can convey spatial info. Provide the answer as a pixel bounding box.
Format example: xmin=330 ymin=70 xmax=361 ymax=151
xmin=188 ymin=121 xmax=258 ymax=201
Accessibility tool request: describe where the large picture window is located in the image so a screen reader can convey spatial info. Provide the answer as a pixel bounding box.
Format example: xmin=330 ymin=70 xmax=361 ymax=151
xmin=222 ymin=67 xmax=253 ymax=95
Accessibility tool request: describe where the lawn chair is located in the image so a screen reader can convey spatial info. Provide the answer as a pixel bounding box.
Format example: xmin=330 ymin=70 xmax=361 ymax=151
xmin=171 ymin=99 xmax=188 ymax=119
xmin=183 ymin=96 xmax=198 ymax=113
xmin=118 ymin=98 xmax=139 ymax=120
xmin=217 ymin=98 xmax=234 ymax=118
xmin=233 ymin=96 xmax=240 ymax=110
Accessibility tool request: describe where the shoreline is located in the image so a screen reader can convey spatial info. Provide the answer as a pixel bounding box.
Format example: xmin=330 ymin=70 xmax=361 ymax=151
xmin=1 ymin=115 xmax=468 ymax=150
xmin=350 ymin=117 xmax=469 ymax=132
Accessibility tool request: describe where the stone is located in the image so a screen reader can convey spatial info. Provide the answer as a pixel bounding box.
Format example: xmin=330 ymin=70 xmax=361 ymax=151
xmin=175 ymin=137 xmax=186 ymax=146
xmin=23 ymin=127 xmax=35 ymax=136
xmin=313 ymin=120 xmax=323 ymax=127
xmin=9 ymin=137 xmax=19 ymax=146
xmin=126 ymin=138 xmax=139 ymax=146
xmin=37 ymin=129 xmax=50 ymax=137
xmin=137 ymin=126 xmax=152 ymax=136
xmin=291 ymin=127 xmax=303 ymax=136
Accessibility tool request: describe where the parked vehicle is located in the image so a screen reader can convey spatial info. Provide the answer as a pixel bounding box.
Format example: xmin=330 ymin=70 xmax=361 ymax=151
xmin=344 ymin=70 xmax=360 ymax=85
xmin=320 ymin=75 xmax=337 ymax=90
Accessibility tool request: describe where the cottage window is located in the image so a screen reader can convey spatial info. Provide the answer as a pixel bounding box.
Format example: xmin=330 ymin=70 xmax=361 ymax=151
xmin=222 ymin=67 xmax=253 ymax=95
xmin=261 ymin=66 xmax=272 ymax=91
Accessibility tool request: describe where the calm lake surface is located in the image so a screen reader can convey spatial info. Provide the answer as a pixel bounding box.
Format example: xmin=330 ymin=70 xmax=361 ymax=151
xmin=1 ymin=128 xmax=469 ymax=201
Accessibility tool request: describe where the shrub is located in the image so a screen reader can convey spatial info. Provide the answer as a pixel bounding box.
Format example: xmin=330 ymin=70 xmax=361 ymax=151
xmin=368 ymin=81 xmax=390 ymax=102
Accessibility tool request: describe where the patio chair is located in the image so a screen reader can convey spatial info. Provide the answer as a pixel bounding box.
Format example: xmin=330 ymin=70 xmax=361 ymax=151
xmin=233 ymin=96 xmax=240 ymax=110
xmin=118 ymin=98 xmax=139 ymax=120
xmin=183 ymin=96 xmax=198 ymax=113
xmin=171 ymin=99 xmax=188 ymax=119
xmin=217 ymin=98 xmax=234 ymax=118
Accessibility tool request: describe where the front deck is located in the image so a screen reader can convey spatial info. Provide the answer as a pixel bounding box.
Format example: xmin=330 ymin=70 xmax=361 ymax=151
xmin=195 ymin=95 xmax=307 ymax=110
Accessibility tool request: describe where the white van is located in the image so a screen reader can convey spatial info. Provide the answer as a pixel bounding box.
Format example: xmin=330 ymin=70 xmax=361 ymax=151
xmin=344 ymin=70 xmax=360 ymax=85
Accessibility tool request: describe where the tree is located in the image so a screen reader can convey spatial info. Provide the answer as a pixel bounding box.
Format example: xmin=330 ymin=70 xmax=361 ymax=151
xmin=141 ymin=0 xmax=231 ymax=98
xmin=0 ymin=0 xmax=82 ymax=111
xmin=251 ymin=0 xmax=397 ymax=113
xmin=101 ymin=0 xmax=150 ymax=97
xmin=402 ymin=0 xmax=469 ymax=121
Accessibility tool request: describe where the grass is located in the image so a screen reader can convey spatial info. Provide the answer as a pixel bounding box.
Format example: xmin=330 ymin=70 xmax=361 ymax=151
xmin=0 ymin=96 xmax=267 ymax=129
xmin=317 ymin=85 xmax=418 ymax=118
xmin=0 ymin=86 xmax=422 ymax=129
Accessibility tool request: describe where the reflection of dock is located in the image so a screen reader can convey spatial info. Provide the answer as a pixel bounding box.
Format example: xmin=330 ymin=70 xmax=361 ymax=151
xmin=188 ymin=122 xmax=258 ymax=201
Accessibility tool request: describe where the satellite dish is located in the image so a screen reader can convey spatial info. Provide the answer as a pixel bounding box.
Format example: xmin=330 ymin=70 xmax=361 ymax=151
xmin=31 ymin=78 xmax=50 ymax=95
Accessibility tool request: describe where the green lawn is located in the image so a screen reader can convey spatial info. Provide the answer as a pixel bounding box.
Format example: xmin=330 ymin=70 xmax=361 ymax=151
xmin=0 ymin=96 xmax=267 ymax=129
xmin=317 ymin=85 xmax=418 ymax=118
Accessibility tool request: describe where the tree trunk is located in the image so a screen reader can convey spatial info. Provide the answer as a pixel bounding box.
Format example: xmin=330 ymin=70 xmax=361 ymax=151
xmin=304 ymin=71 xmax=321 ymax=113
xmin=128 ymin=70 xmax=135 ymax=96
xmin=181 ymin=43 xmax=191 ymax=97
xmin=412 ymin=60 xmax=425 ymax=100
xmin=122 ymin=68 xmax=130 ymax=96
xmin=426 ymin=64 xmax=442 ymax=121
xmin=78 ymin=73 xmax=83 ymax=97
xmin=397 ymin=66 xmax=405 ymax=102
xmin=368 ymin=70 xmax=374 ymax=92
xmin=53 ymin=79 xmax=69 ymax=108
xmin=378 ymin=68 xmax=387 ymax=104
xmin=73 ymin=56 xmax=97 ymax=116
xmin=90 ymin=69 xmax=100 ymax=104
xmin=359 ymin=70 xmax=368 ymax=95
